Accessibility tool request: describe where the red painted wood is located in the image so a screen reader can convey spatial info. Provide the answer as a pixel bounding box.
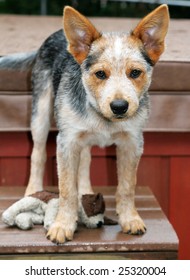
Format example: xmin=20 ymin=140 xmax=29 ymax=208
xmin=170 ymin=157 xmax=190 ymax=260
xmin=0 ymin=132 xmax=32 ymax=156
xmin=52 ymin=157 xmax=58 ymax=186
xmin=0 ymin=157 xmax=29 ymax=186
xmin=91 ymin=156 xmax=117 ymax=186
xmin=0 ymin=131 xmax=190 ymax=259
xmin=138 ymin=156 xmax=170 ymax=215
xmin=1 ymin=132 xmax=190 ymax=157
xmin=144 ymin=132 xmax=190 ymax=156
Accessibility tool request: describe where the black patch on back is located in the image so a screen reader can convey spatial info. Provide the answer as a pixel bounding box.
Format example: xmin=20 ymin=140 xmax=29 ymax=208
xmin=53 ymin=54 xmax=87 ymax=116
xmin=38 ymin=29 xmax=66 ymax=69
xmin=43 ymin=31 xmax=87 ymax=116
xmin=36 ymin=29 xmax=87 ymax=116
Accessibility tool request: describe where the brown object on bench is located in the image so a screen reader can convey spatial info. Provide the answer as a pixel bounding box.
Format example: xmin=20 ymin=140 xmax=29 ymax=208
xmin=0 ymin=186 xmax=178 ymax=260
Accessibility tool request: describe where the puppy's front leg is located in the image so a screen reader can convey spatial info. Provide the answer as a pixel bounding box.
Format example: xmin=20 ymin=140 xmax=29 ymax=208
xmin=47 ymin=132 xmax=80 ymax=244
xmin=116 ymin=133 xmax=146 ymax=235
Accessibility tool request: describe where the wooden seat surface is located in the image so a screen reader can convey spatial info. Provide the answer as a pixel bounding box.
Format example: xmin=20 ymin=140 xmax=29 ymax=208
xmin=0 ymin=186 xmax=178 ymax=260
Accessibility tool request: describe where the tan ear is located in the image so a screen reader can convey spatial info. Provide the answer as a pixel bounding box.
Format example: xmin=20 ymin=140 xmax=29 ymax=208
xmin=132 ymin=4 xmax=169 ymax=64
xmin=63 ymin=6 xmax=101 ymax=64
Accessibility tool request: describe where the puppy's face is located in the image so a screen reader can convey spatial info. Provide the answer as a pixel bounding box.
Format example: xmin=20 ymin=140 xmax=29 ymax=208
xmin=81 ymin=34 xmax=153 ymax=121
xmin=63 ymin=5 xmax=169 ymax=121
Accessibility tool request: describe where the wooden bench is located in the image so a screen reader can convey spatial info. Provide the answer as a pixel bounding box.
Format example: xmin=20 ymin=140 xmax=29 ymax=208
xmin=0 ymin=15 xmax=189 ymax=259
xmin=0 ymin=186 xmax=178 ymax=260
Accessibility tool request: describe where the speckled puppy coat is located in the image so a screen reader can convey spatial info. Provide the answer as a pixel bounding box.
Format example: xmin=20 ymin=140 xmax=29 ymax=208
xmin=0 ymin=5 xmax=169 ymax=244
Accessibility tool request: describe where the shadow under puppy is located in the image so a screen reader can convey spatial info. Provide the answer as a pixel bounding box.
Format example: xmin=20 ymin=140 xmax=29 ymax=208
xmin=0 ymin=5 xmax=169 ymax=244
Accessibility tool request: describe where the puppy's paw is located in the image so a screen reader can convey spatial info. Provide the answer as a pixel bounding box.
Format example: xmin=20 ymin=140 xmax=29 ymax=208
xmin=120 ymin=216 xmax=146 ymax=235
xmin=46 ymin=221 xmax=77 ymax=244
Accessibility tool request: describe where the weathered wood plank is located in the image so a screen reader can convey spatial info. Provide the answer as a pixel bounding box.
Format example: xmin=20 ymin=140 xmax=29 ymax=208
xmin=0 ymin=186 xmax=178 ymax=259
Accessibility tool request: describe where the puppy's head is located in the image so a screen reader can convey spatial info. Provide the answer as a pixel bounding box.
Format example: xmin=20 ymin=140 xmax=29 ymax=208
xmin=63 ymin=5 xmax=169 ymax=121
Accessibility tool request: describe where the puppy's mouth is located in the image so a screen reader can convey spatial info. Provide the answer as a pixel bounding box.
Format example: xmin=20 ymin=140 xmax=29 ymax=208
xmin=115 ymin=114 xmax=126 ymax=119
xmin=111 ymin=115 xmax=127 ymax=122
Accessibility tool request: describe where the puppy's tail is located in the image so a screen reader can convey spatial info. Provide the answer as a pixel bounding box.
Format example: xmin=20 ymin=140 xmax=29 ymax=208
xmin=0 ymin=51 xmax=37 ymax=71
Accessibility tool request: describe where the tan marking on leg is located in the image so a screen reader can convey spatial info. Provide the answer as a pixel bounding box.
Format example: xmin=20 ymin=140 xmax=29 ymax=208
xmin=78 ymin=146 xmax=93 ymax=196
xmin=25 ymin=144 xmax=46 ymax=196
xmin=25 ymin=84 xmax=53 ymax=196
xmin=116 ymin=133 xmax=146 ymax=235
xmin=46 ymin=134 xmax=80 ymax=244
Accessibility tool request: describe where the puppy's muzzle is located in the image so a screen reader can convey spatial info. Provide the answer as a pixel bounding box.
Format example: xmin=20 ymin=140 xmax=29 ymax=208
xmin=110 ymin=99 xmax=129 ymax=116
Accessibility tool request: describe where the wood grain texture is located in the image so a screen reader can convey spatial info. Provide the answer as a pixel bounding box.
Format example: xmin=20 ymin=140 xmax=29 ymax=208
xmin=0 ymin=186 xmax=178 ymax=259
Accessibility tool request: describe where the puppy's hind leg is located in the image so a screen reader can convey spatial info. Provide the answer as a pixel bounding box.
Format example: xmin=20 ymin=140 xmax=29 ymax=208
xmin=78 ymin=146 xmax=93 ymax=196
xmin=25 ymin=74 xmax=53 ymax=196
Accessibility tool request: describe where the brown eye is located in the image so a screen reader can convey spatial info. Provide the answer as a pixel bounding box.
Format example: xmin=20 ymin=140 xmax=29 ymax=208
xmin=129 ymin=69 xmax=142 ymax=79
xmin=95 ymin=71 xmax=107 ymax=80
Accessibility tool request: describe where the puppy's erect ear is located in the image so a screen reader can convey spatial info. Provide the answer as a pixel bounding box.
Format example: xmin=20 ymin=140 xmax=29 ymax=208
xmin=63 ymin=6 xmax=101 ymax=64
xmin=132 ymin=4 xmax=169 ymax=64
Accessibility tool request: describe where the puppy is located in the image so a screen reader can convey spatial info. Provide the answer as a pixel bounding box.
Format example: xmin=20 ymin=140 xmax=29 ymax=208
xmin=0 ymin=5 xmax=169 ymax=244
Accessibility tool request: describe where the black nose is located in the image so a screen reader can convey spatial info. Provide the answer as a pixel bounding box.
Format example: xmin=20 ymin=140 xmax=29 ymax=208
xmin=97 ymin=221 xmax=103 ymax=228
xmin=110 ymin=100 xmax=129 ymax=115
